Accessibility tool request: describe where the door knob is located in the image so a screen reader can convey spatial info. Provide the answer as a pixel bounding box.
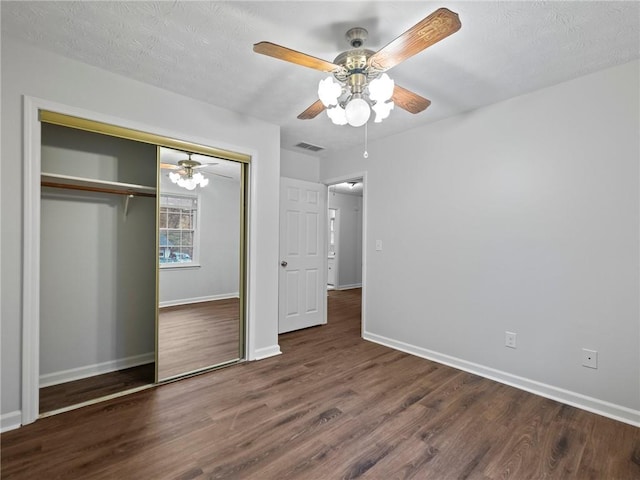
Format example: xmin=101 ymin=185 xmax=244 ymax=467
xmin=281 ymin=261 xmax=288 ymax=267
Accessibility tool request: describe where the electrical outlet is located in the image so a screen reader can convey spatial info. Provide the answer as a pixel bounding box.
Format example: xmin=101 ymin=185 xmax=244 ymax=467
xmin=375 ymin=240 xmax=383 ymax=251
xmin=505 ymin=331 xmax=517 ymax=349
xmin=582 ymin=348 xmax=598 ymax=369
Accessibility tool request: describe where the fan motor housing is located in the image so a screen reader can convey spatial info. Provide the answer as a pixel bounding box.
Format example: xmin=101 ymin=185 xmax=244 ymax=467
xmin=334 ymin=49 xmax=371 ymax=70
xmin=333 ymin=48 xmax=379 ymax=83
xmin=178 ymin=159 xmax=200 ymax=168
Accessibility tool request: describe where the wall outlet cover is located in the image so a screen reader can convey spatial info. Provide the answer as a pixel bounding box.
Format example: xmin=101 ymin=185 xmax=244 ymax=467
xmin=582 ymin=348 xmax=598 ymax=369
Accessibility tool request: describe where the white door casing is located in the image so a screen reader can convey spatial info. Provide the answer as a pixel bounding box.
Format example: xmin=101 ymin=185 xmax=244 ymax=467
xmin=278 ymin=177 xmax=327 ymax=333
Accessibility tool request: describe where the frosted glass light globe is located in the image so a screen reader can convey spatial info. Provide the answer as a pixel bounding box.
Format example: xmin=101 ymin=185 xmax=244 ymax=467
xmin=318 ymin=77 xmax=341 ymax=107
xmin=179 ymin=177 xmax=197 ymax=190
xmin=327 ymin=105 xmax=347 ymax=125
xmin=345 ymin=98 xmax=371 ymax=127
xmin=368 ymin=73 xmax=395 ymax=103
xmin=372 ymin=101 xmax=395 ymax=123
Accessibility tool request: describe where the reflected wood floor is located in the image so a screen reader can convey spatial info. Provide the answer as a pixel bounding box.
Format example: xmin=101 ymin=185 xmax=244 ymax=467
xmin=3 ymin=289 xmax=639 ymax=479
xmin=158 ymin=298 xmax=241 ymax=379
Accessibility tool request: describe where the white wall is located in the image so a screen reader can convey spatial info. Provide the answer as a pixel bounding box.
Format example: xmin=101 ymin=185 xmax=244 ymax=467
xmin=320 ymin=60 xmax=640 ymax=424
xmin=1 ymin=37 xmax=281 ymax=422
xmin=280 ymin=149 xmax=320 ymax=183
xmin=159 ymin=174 xmax=241 ymax=305
xmin=328 ymin=191 xmax=363 ymax=289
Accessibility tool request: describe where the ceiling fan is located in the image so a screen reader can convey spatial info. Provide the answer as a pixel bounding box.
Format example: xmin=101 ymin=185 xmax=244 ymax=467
xmin=160 ymin=153 xmax=231 ymax=189
xmin=253 ymin=7 xmax=461 ymax=127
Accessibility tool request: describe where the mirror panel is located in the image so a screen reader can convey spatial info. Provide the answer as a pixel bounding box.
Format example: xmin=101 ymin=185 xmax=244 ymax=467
xmin=157 ymin=147 xmax=243 ymax=381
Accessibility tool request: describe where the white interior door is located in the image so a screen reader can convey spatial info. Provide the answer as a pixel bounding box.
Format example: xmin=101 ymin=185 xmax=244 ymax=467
xmin=279 ymin=177 xmax=327 ymax=333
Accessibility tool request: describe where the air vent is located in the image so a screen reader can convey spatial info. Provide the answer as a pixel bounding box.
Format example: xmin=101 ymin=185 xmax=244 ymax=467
xmin=295 ymin=142 xmax=325 ymax=152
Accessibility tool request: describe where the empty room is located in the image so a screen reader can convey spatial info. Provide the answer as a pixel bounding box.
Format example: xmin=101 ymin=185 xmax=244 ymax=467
xmin=1 ymin=2 xmax=638 ymax=479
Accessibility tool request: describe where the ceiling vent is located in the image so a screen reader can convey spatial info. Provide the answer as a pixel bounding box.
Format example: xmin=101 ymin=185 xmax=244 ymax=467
xmin=294 ymin=142 xmax=324 ymax=152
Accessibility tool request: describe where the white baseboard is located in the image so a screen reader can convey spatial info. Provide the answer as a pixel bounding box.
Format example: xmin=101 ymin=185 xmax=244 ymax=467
xmin=39 ymin=352 xmax=155 ymax=388
xmin=363 ymin=331 xmax=640 ymax=427
xmin=1 ymin=411 xmax=22 ymax=433
xmin=252 ymin=345 xmax=282 ymax=361
xmin=336 ymin=283 xmax=362 ymax=290
xmin=159 ymin=293 xmax=239 ymax=308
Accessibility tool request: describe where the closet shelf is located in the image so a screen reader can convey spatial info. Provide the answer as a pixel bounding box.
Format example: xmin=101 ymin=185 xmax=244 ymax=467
xmin=41 ymin=173 xmax=156 ymax=198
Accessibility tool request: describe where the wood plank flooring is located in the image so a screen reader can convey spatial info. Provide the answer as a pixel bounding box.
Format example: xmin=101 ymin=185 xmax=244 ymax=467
xmin=3 ymin=289 xmax=639 ymax=479
xmin=158 ymin=298 xmax=241 ymax=379
xmin=39 ymin=363 xmax=154 ymax=414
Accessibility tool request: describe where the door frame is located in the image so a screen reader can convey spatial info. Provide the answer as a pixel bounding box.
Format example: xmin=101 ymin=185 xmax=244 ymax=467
xmin=21 ymin=96 xmax=256 ymax=425
xmin=324 ymin=172 xmax=367 ymax=336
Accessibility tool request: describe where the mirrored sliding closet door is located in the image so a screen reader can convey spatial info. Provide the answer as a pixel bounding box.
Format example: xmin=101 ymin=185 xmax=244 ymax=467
xmin=157 ymin=147 xmax=244 ymax=381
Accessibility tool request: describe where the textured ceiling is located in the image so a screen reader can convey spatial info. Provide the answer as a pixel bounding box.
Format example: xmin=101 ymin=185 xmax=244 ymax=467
xmin=3 ymin=1 xmax=639 ymax=157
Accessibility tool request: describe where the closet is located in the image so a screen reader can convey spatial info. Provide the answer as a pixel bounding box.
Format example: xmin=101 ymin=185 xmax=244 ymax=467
xmin=36 ymin=112 xmax=248 ymax=415
xmin=39 ymin=123 xmax=157 ymax=413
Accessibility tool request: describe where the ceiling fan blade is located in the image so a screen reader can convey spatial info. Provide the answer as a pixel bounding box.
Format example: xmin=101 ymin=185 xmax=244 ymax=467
xmin=253 ymin=41 xmax=343 ymax=73
xmin=192 ymin=163 xmax=219 ymax=170
xmin=297 ymin=100 xmax=326 ymax=120
xmin=392 ymin=85 xmax=431 ymax=114
xmin=160 ymin=163 xmax=181 ymax=170
xmin=211 ymin=172 xmax=234 ymax=179
xmin=368 ymin=8 xmax=461 ymax=72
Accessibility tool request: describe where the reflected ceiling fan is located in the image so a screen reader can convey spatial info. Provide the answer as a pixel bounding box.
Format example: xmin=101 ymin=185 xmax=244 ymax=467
xmin=253 ymin=7 xmax=461 ymax=127
xmin=160 ymin=153 xmax=231 ymax=190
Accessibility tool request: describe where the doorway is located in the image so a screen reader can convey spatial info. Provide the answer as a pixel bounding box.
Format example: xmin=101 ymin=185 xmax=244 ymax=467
xmin=275 ymin=174 xmax=366 ymax=336
xmin=326 ymin=176 xmax=365 ymax=334
xmin=327 ymin=180 xmax=363 ymax=291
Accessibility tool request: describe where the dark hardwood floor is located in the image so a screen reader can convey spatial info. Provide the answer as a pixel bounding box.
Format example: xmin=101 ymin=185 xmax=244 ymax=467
xmin=39 ymin=364 xmax=155 ymax=414
xmin=3 ymin=289 xmax=639 ymax=479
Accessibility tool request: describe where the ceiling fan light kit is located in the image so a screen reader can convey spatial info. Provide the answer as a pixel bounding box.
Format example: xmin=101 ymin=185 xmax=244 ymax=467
xmin=253 ymin=7 xmax=462 ymax=128
xmin=169 ymin=170 xmax=209 ymax=190
xmin=318 ymin=71 xmax=395 ymax=126
xmin=164 ymin=155 xmax=211 ymax=190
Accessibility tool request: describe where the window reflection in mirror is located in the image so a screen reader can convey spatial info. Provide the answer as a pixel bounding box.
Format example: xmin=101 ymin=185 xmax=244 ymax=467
xmin=159 ymin=194 xmax=198 ymax=265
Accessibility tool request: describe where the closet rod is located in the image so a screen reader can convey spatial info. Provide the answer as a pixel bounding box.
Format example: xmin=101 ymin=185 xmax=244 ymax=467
xmin=41 ymin=181 xmax=156 ymax=198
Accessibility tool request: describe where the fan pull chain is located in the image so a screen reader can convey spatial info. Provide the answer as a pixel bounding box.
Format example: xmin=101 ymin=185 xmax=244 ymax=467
xmin=363 ymin=122 xmax=369 ymax=158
